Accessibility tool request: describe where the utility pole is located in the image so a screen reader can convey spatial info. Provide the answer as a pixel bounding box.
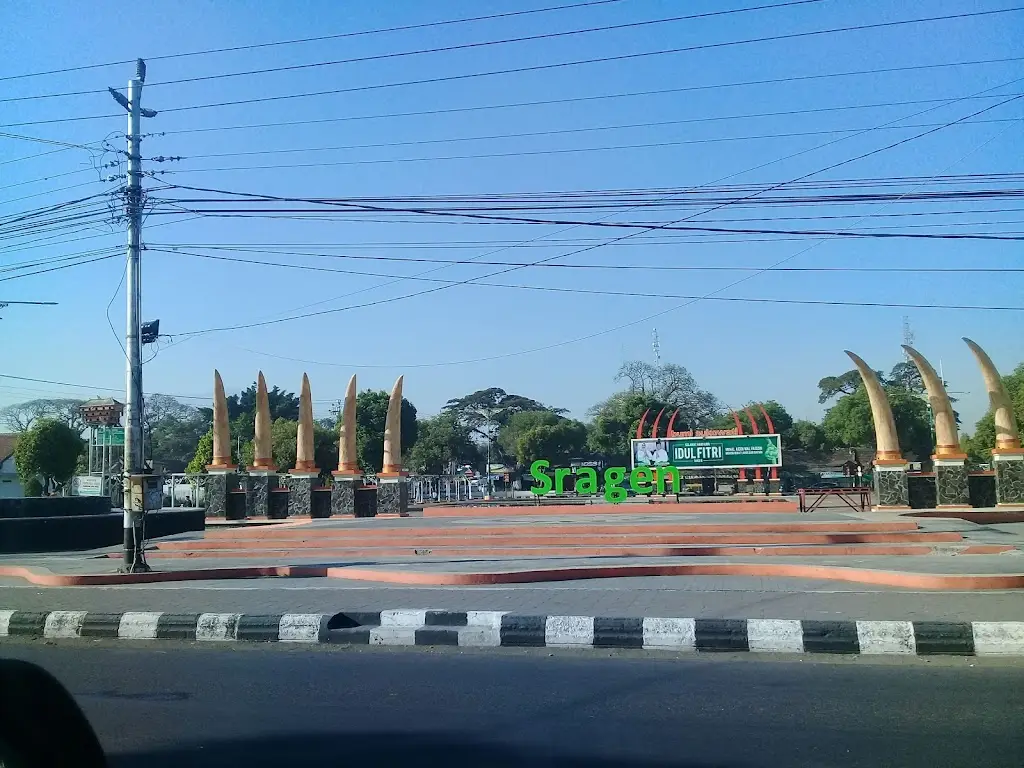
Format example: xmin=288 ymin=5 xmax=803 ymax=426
xmin=110 ymin=60 xmax=157 ymax=573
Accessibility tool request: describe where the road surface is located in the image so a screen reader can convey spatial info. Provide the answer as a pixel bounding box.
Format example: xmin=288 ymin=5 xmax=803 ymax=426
xmin=1 ymin=640 xmax=1022 ymax=766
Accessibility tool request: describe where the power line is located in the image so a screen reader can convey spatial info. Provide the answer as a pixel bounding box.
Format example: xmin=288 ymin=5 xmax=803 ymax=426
xmin=144 ymin=118 xmax=1021 ymax=173
xmin=147 ymin=96 xmax=1023 ymax=160
xmin=0 ymin=0 xmax=626 ymax=83
xmin=150 ymin=246 xmax=1024 ymax=273
xmin=151 ymin=57 xmax=1024 ymax=137
xmin=148 ymin=250 xmax=1024 ymax=312
xmin=3 ymin=1 xmax=834 ymax=103
xmin=169 ymin=78 xmax=1024 ymax=337
xmin=8 ymin=54 xmax=1024 ymax=131
xmin=0 ymin=251 xmax=119 ymax=282
xmin=151 ymin=8 xmax=1024 ymax=117
xmin=0 ymin=130 xmax=100 ymax=151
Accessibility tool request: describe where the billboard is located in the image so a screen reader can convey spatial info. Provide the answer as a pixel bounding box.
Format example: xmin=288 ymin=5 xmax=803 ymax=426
xmin=631 ymin=434 xmax=782 ymax=471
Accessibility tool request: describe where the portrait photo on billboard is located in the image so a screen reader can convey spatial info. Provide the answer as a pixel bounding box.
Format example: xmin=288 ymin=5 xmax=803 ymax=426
xmin=633 ymin=439 xmax=670 ymax=467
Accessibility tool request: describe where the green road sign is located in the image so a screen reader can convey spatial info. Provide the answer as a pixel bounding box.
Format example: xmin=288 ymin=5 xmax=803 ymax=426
xmin=631 ymin=434 xmax=782 ymax=470
xmin=98 ymin=426 xmax=124 ymax=446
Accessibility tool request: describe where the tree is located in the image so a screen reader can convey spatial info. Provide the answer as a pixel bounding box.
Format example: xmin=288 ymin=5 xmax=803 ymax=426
xmin=497 ymin=410 xmax=562 ymax=459
xmin=407 ymin=413 xmax=479 ymax=474
xmin=144 ymin=395 xmax=208 ymax=472
xmin=0 ymin=398 xmax=85 ymax=433
xmin=586 ymin=391 xmax=666 ymax=466
xmin=711 ymin=400 xmax=794 ymax=440
xmin=443 ymin=388 xmax=562 ymax=437
xmin=226 ymin=382 xmax=299 ymax=422
xmin=614 ymin=361 xmax=720 ymax=427
xmin=822 ymin=386 xmax=932 ymax=461
xmin=185 ymin=429 xmax=215 ymax=475
xmin=790 ymin=420 xmax=828 ymax=453
xmin=817 ymin=370 xmax=864 ymax=404
xmin=886 ymin=362 xmax=925 ymax=394
xmin=511 ymin=418 xmax=588 ymax=466
xmin=355 ymin=390 xmax=418 ymax=473
xmin=240 ymin=418 xmax=337 ymax=474
xmin=13 ymin=418 xmax=84 ymax=493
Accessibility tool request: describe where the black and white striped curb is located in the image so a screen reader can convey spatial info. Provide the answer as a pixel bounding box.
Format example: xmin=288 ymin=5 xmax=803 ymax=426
xmin=0 ymin=609 xmax=328 ymax=643
xmin=3 ymin=609 xmax=1024 ymax=655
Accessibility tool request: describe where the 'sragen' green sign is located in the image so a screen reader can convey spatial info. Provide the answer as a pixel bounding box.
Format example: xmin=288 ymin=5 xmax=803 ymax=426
xmin=631 ymin=434 xmax=782 ymax=470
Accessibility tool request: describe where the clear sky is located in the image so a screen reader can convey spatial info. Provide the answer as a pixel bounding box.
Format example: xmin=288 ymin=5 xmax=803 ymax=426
xmin=2 ymin=0 xmax=1022 ymax=431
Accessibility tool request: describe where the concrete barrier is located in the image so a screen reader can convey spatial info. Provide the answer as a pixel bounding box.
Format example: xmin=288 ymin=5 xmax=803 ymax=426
xmin=0 ymin=508 xmax=205 ymax=553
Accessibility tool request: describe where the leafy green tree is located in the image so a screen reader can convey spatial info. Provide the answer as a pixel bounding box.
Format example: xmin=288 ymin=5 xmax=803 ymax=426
xmin=711 ymin=400 xmax=794 ymax=439
xmin=354 ymin=390 xmax=418 ymax=472
xmin=789 ymin=420 xmax=828 ymax=453
xmin=407 ymin=413 xmax=479 ymax=474
xmin=512 ymin=418 xmax=588 ymax=466
xmin=817 ymin=370 xmax=865 ymax=404
xmin=146 ymin=395 xmax=209 ymax=472
xmin=13 ymin=418 xmax=84 ymax=493
xmin=23 ymin=477 xmax=43 ymax=497
xmin=586 ymin=391 xmax=668 ymax=466
xmin=185 ymin=429 xmax=215 ymax=475
xmin=822 ymin=386 xmax=932 ymax=461
xmin=887 ymin=362 xmax=925 ymax=394
xmin=497 ymin=410 xmax=562 ymax=459
xmin=226 ymin=382 xmax=299 ymax=422
xmin=244 ymin=418 xmax=337 ymax=474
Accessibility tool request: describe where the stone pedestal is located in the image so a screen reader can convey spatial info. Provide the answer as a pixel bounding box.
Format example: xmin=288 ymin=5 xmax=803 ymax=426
xmin=288 ymin=472 xmax=319 ymax=518
xmin=993 ymin=453 xmax=1024 ymax=507
xmin=735 ymin=479 xmax=753 ymax=495
xmin=330 ymin=474 xmax=360 ymax=517
xmin=934 ymin=458 xmax=971 ymax=509
xmin=873 ymin=463 xmax=910 ymax=510
xmin=766 ymin=478 xmax=781 ymax=496
xmin=245 ymin=471 xmax=279 ymax=518
xmin=205 ymin=470 xmax=235 ymax=518
xmin=377 ymin=477 xmax=409 ymax=516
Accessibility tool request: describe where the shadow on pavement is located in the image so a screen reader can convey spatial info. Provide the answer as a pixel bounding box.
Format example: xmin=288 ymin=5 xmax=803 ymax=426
xmin=113 ymin=732 xmax=734 ymax=767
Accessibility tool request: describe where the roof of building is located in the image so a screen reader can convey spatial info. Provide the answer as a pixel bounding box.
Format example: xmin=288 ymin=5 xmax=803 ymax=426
xmin=0 ymin=433 xmax=18 ymax=463
xmin=80 ymin=398 xmax=124 ymax=409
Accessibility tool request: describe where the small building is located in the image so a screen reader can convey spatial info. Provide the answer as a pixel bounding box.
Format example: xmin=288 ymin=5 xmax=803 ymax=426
xmin=0 ymin=434 xmax=22 ymax=498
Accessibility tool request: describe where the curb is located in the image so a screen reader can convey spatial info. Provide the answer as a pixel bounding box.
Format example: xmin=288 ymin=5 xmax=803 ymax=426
xmin=3 ymin=609 xmax=1024 ymax=656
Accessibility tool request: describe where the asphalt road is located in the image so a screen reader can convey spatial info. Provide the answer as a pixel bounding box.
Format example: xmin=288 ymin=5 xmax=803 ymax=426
xmin=1 ymin=641 xmax=1022 ymax=767
xmin=4 ymin=581 xmax=1024 ymax=621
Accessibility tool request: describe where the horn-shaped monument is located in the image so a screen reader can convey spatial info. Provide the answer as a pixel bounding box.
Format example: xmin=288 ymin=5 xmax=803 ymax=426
xmin=207 ymin=369 xmax=235 ymax=470
xmin=381 ymin=375 xmax=405 ymax=475
xmin=293 ymin=373 xmax=317 ymax=473
xmin=336 ymin=374 xmax=359 ymax=474
xmin=288 ymin=373 xmax=321 ymax=519
xmin=205 ymin=369 xmax=237 ymax=520
xmin=845 ymin=351 xmax=903 ymax=463
xmin=252 ymin=371 xmax=276 ymax=471
xmin=846 ymin=351 xmax=909 ymax=509
xmin=963 ymin=338 xmax=1024 ymax=507
xmin=330 ymin=374 xmax=361 ymax=517
xmin=903 ymin=346 xmax=970 ymax=508
xmin=963 ymin=338 xmax=1021 ymax=452
xmin=378 ymin=375 xmax=410 ymax=517
xmin=901 ymin=346 xmax=962 ymax=458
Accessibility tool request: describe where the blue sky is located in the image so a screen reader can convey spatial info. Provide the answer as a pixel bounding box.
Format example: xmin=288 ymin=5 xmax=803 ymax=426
xmin=1 ymin=0 xmax=1022 ymax=431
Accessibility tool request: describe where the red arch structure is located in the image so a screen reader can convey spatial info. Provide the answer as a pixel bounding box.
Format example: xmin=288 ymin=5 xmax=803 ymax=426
xmin=633 ymin=406 xmax=781 ymax=495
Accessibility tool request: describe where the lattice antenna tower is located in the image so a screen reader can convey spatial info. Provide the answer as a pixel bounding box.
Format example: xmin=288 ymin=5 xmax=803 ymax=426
xmin=652 ymin=328 xmax=661 ymax=366
xmin=902 ymin=316 xmax=915 ymax=361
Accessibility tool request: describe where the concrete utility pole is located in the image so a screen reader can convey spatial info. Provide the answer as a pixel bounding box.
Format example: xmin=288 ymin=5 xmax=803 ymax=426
xmin=110 ymin=59 xmax=157 ymax=572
